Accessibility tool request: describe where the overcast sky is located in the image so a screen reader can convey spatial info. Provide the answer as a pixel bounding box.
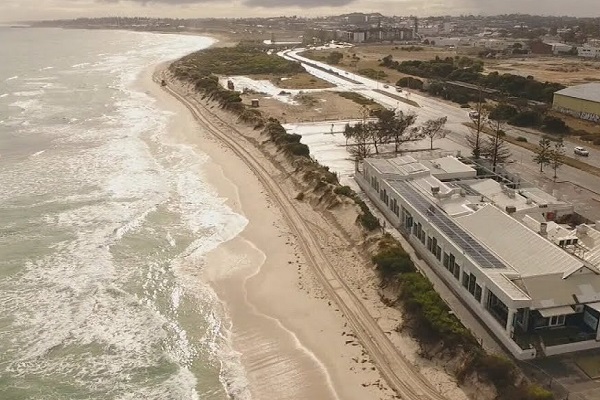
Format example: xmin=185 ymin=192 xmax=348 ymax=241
xmin=2 ymin=0 xmax=599 ymax=23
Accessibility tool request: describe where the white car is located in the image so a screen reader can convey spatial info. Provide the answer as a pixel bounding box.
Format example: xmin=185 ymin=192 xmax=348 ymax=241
xmin=574 ymin=146 xmax=589 ymax=156
xmin=468 ymin=111 xmax=480 ymax=120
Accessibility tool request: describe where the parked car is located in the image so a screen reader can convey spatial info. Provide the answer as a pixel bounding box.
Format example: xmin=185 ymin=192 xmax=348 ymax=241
xmin=383 ymin=84 xmax=390 ymax=88
xmin=396 ymin=87 xmax=403 ymax=93
xmin=468 ymin=111 xmax=480 ymax=120
xmin=574 ymin=146 xmax=590 ymax=156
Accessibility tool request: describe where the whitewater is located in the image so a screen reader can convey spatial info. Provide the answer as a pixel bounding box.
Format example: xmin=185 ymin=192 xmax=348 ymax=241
xmin=0 ymin=27 xmax=250 ymax=399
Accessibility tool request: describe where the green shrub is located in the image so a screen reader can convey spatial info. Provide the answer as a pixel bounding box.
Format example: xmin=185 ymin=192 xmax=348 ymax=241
xmin=395 ymin=76 xmax=424 ymax=90
xmin=524 ymin=384 xmax=554 ymax=400
xmin=354 ymin=199 xmax=380 ymax=231
xmin=516 ymin=136 xmax=528 ymax=142
xmin=373 ymin=245 xmax=415 ymax=281
xmin=334 ymin=185 xmax=354 ymax=197
xmin=358 ymin=212 xmax=380 ymax=231
xmin=286 ymin=142 xmax=310 ymax=157
xmin=510 ymin=110 xmax=543 ymax=127
xmin=358 ymin=68 xmax=388 ymax=80
xmin=541 ymin=115 xmax=570 ymax=134
xmin=398 ymin=272 xmax=474 ymax=346
xmin=472 ymin=353 xmax=516 ymax=388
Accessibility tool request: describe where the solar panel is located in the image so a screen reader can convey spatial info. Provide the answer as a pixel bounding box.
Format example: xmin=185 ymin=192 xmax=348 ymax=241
xmin=391 ymin=181 xmax=507 ymax=269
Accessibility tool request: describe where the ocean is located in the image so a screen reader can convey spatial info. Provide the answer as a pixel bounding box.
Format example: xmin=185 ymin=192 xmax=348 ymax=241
xmin=0 ymin=27 xmax=250 ymax=399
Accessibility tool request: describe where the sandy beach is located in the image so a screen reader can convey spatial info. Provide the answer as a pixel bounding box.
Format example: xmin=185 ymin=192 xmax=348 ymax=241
xmin=139 ymin=66 xmax=394 ymax=399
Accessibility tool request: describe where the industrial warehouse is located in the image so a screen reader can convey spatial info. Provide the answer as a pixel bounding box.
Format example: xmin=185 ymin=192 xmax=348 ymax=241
xmin=553 ymin=82 xmax=600 ymax=123
xmin=356 ymin=155 xmax=600 ymax=360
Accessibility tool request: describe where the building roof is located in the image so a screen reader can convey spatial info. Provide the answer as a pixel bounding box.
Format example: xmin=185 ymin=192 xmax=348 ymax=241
xmin=517 ymin=272 xmax=600 ymax=309
xmin=455 ymin=205 xmax=584 ymax=278
xmin=420 ymin=156 xmax=477 ymax=178
xmin=367 ymin=156 xmax=429 ymax=178
xmin=555 ymin=83 xmax=600 ymax=104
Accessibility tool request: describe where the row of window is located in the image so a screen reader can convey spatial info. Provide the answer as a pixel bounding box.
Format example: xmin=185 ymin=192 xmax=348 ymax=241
xmin=404 ymin=208 xmax=484 ymax=305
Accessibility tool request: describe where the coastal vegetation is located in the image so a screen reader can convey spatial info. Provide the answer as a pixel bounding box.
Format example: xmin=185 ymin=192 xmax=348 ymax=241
xmin=175 ymin=44 xmax=304 ymax=77
xmin=380 ymin=55 xmax=565 ymax=103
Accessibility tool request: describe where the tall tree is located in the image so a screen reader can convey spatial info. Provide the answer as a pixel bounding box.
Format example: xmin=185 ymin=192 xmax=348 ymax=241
xmin=347 ymin=123 xmax=373 ymax=160
xmin=486 ymin=119 xmax=512 ymax=172
xmin=422 ymin=116 xmax=448 ymax=150
xmin=466 ymin=87 xmax=486 ymax=159
xmin=485 ymin=103 xmax=514 ymax=171
xmin=549 ymin=138 xmax=565 ymax=179
xmin=533 ymin=136 xmax=553 ymax=172
xmin=375 ymin=109 xmax=418 ymax=153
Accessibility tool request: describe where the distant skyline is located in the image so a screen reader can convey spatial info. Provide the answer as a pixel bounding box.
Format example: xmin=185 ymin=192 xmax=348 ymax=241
xmin=2 ymin=0 xmax=599 ymax=23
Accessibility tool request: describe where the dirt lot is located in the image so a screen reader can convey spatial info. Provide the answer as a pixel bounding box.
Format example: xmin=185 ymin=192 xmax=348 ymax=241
xmin=253 ymin=72 xmax=335 ymax=90
xmin=303 ymin=45 xmax=600 ymax=87
xmin=485 ymin=58 xmax=600 ymax=86
xmin=240 ymin=91 xmax=366 ymax=124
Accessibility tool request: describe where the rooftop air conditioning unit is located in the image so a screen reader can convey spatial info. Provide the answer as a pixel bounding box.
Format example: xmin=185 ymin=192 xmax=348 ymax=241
xmin=526 ymin=198 xmax=533 ymax=205
xmin=431 ymin=186 xmax=441 ymax=195
xmin=540 ymin=222 xmax=548 ymax=236
xmin=505 ymin=206 xmax=517 ymax=214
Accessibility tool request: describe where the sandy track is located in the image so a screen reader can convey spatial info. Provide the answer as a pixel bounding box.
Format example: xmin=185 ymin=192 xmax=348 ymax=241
xmin=157 ymin=72 xmax=449 ymax=400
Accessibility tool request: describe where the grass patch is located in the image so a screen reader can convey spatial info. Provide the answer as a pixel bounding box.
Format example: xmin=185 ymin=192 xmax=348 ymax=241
xmin=172 ymin=44 xmax=304 ymax=77
xmin=338 ymin=92 xmax=384 ymax=112
xmin=372 ymin=88 xmax=420 ymax=108
xmin=272 ymin=73 xmax=334 ymax=89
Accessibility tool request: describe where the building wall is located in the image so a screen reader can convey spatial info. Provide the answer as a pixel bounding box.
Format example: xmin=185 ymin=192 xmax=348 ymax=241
xmin=553 ymin=94 xmax=600 ymax=123
xmin=578 ymin=46 xmax=600 ymax=58
xmin=530 ymin=41 xmax=552 ymax=55
xmin=356 ymin=165 xmax=536 ymax=360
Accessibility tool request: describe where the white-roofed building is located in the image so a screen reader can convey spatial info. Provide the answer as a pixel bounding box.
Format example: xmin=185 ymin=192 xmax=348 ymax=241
xmin=356 ymin=155 xmax=600 ymax=359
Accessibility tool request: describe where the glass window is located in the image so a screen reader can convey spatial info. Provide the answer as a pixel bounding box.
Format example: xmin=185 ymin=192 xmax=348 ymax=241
xmin=462 ymin=272 xmax=469 ymax=289
xmin=474 ymin=284 xmax=482 ymax=302
xmin=468 ymin=273 xmax=477 ymax=295
xmin=454 ymin=264 xmax=461 ymax=280
xmin=443 ymin=253 xmax=449 ymax=268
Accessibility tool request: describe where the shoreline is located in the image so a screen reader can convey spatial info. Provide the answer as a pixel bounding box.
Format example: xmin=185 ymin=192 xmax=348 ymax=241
xmin=139 ymin=61 xmax=391 ymax=399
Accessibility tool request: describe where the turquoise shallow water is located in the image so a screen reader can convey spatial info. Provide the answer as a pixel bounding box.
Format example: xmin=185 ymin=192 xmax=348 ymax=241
xmin=0 ymin=28 xmax=250 ymax=400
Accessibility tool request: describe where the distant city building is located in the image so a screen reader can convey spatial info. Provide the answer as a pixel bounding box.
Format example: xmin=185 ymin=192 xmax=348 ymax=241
xmin=553 ymin=83 xmax=600 ymax=123
xmin=529 ymin=41 xmax=573 ymax=55
xmin=346 ymin=13 xmax=368 ymax=25
xmin=356 ymin=155 xmax=600 ymax=360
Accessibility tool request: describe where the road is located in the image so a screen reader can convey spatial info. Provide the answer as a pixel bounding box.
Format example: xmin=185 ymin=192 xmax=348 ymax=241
xmin=159 ymin=74 xmax=450 ymax=400
xmin=280 ymin=49 xmax=600 ymax=221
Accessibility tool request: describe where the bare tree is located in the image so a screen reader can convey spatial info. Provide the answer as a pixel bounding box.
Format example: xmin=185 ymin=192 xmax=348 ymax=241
xmin=421 ymin=116 xmax=448 ymax=150
xmin=549 ymin=138 xmax=565 ymax=179
xmin=485 ymin=119 xmax=512 ymax=172
xmin=533 ymin=136 xmax=552 ymax=172
xmin=466 ymin=89 xmax=485 ymax=159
